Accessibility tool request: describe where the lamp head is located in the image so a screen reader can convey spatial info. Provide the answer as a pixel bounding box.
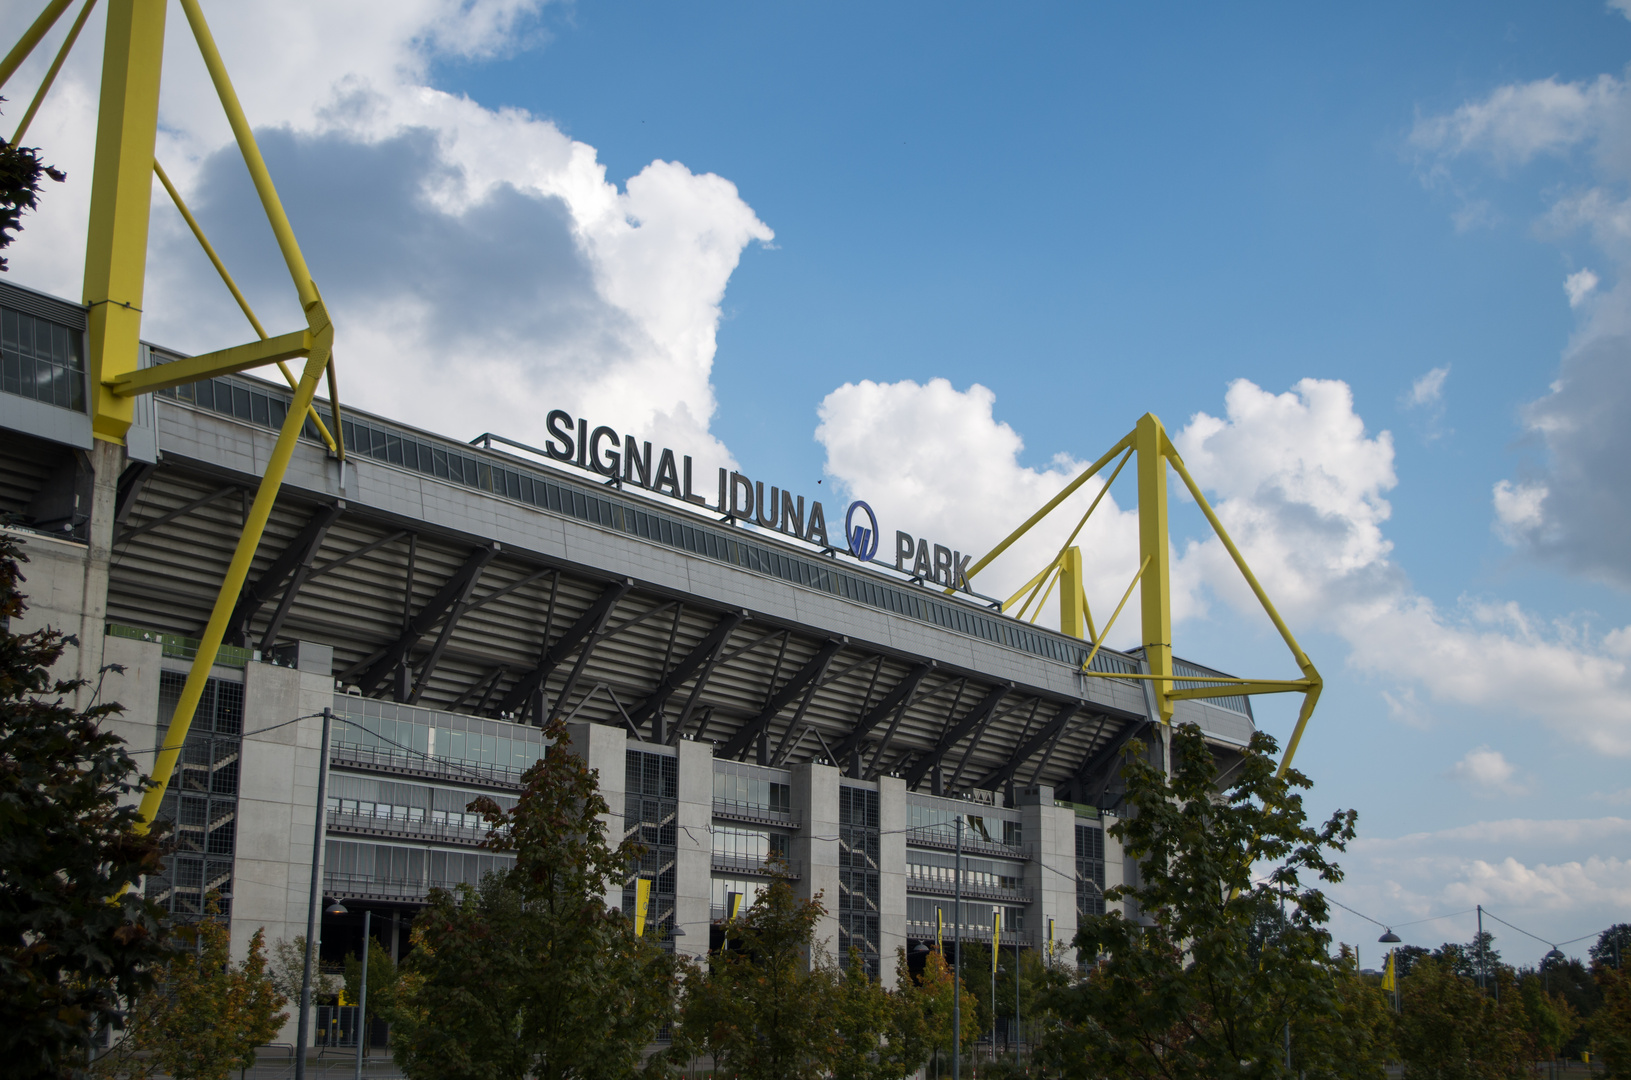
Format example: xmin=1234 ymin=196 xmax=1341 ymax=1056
xmin=1378 ymin=929 xmax=1401 ymax=943
xmin=1545 ymin=948 xmax=1566 ymax=962
xmin=324 ymin=898 xmax=349 ymax=916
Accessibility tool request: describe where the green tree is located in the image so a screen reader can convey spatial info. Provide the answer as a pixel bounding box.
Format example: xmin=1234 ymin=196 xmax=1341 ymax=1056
xmin=342 ymin=935 xmax=398 ymax=1055
xmin=0 ymin=536 xmax=172 ymax=1079
xmin=677 ymin=867 xmax=834 ymax=1080
xmin=1290 ymin=946 xmax=1393 ymax=1080
xmin=107 ymin=910 xmax=287 ymax=1080
xmin=390 ymin=877 xmax=532 ymax=1080
xmin=1395 ymin=959 xmax=1530 ymax=1080
xmin=1592 ymin=962 xmax=1631 ymax=1078
xmin=829 ymin=949 xmax=900 ymax=1080
xmin=899 ymin=949 xmax=976 ymax=1075
xmin=391 ymin=715 xmax=679 ymax=1080
xmin=1517 ymin=969 xmax=1578 ymax=1061
xmin=1034 ymin=723 xmax=1359 ymax=1080
xmin=0 ymin=101 xmax=64 ymax=272
xmin=267 ymin=935 xmax=338 ymax=1004
xmin=1594 ymin=926 xmax=1631 ymax=972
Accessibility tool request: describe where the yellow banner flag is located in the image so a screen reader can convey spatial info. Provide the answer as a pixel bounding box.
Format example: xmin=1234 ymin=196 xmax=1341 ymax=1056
xmin=993 ymin=909 xmax=1001 ymax=972
xmin=1381 ymin=950 xmax=1396 ymax=992
xmin=936 ymin=907 xmax=944 ymax=953
xmin=728 ymin=891 xmax=744 ymax=922
xmin=633 ymin=878 xmax=651 ymax=937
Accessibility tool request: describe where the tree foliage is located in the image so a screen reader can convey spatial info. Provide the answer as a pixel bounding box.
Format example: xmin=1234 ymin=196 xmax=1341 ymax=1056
xmin=391 ymin=716 xmax=679 ymax=1080
xmin=1395 ymin=961 xmax=1530 ymax=1080
xmin=1592 ymin=962 xmax=1631 ymax=1078
xmin=899 ymin=948 xmax=978 ymax=1072
xmin=676 ymin=866 xmax=834 ymax=1080
xmin=1594 ymin=926 xmax=1631 ymax=972
xmin=1034 ymin=722 xmax=1360 ymax=1080
xmin=0 ymin=101 xmax=65 ymax=273
xmin=100 ymin=911 xmax=286 ymax=1080
xmin=0 ymin=536 xmax=171 ymax=1079
xmin=267 ymin=934 xmax=338 ymax=1005
xmin=342 ymin=935 xmax=398 ymax=1054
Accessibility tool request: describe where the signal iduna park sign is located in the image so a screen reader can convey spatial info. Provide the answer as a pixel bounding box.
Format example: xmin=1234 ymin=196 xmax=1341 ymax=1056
xmin=540 ymin=409 xmax=974 ymax=593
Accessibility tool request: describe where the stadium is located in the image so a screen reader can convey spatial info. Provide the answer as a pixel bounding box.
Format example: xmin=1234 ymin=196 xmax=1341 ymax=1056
xmin=1 ymin=267 xmax=1273 ymax=1038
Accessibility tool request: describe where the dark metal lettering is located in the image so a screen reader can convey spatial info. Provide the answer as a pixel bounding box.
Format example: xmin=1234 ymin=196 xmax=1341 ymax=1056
xmin=575 ymin=417 xmax=588 ymax=469
xmin=754 ymin=482 xmax=778 ymax=528
xmin=932 ymin=544 xmax=952 ymax=586
xmin=729 ymin=471 xmax=754 ymax=518
xmin=655 ymin=448 xmax=681 ymax=497
xmin=805 ymin=501 xmax=828 ymax=546
xmin=779 ymin=492 xmax=805 ymax=538
xmin=895 ymin=530 xmax=915 ymax=571
xmin=912 ymin=538 xmax=932 ymax=579
xmin=589 ymin=426 xmax=620 ymax=476
xmin=545 ymin=409 xmax=574 ymax=460
xmin=623 ymin=436 xmax=652 ymax=487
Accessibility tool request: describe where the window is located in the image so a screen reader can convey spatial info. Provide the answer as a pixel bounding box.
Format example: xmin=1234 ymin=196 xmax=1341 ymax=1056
xmin=146 ymin=674 xmax=244 ymax=923
xmin=839 ymin=785 xmax=881 ymax=978
xmin=624 ymin=750 xmax=678 ymax=945
xmin=1076 ymin=823 xmax=1106 ymax=918
xmin=0 ymin=306 xmax=85 ymax=411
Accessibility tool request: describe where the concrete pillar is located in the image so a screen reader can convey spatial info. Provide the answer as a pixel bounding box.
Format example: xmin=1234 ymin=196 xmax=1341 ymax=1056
xmin=674 ymin=737 xmax=714 ymax=961
xmin=1102 ymin=810 xmax=1128 ymax=921
xmin=75 ymin=441 xmax=122 ymax=709
xmin=1021 ymin=785 xmax=1079 ymax=964
xmin=877 ymin=774 xmax=908 ymax=985
xmin=565 ymin=720 xmax=627 ymax=910
xmin=792 ymin=759 xmax=839 ymax=957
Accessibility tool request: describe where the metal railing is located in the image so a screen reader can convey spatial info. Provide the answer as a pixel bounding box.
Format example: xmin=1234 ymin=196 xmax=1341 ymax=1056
xmin=329 ymin=742 xmax=526 ymax=790
xmin=905 ymin=825 xmax=1030 ymax=861
xmin=325 ymin=809 xmax=500 ymax=848
xmin=709 ymin=851 xmax=798 ymax=878
xmin=711 ymin=798 xmax=799 ymax=829
xmin=322 ymin=871 xmax=495 ymax=903
xmin=906 ymin=874 xmax=1031 ymax=905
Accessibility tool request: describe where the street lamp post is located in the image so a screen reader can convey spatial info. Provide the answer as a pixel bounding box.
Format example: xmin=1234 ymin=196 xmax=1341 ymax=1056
xmin=354 ymin=908 xmax=371 ymax=1080
xmin=294 ymin=707 xmax=334 ymax=1080
xmin=953 ymin=816 xmax=963 ymax=1080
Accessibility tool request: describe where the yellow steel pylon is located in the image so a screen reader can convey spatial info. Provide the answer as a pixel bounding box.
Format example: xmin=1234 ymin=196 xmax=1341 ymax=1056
xmin=955 ymin=413 xmax=1322 ymax=776
xmin=2 ymin=0 xmax=346 ymax=830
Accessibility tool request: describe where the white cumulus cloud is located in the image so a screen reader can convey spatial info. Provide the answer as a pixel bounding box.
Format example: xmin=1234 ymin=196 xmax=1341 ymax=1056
xmin=1405 ymin=365 xmax=1451 ymax=407
xmin=1413 ymin=67 xmax=1631 ymax=586
xmin=0 ymin=0 xmax=771 ymax=462
xmin=1330 ymin=817 xmax=1631 ymax=952
xmin=1447 ymin=745 xmax=1527 ymax=796
xmin=816 ymin=374 xmax=1631 ymax=755
xmin=1566 ymin=268 xmax=1601 ymax=306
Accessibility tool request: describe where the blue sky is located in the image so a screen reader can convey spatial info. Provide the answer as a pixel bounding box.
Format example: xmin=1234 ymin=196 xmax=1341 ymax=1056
xmin=7 ymin=0 xmax=1630 ymax=959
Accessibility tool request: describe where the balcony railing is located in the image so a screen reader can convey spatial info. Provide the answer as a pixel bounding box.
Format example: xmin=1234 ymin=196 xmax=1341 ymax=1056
xmin=711 ymin=799 xmax=799 ymax=829
xmin=905 ymin=825 xmax=1029 ymax=861
xmin=323 ymin=871 xmax=493 ymax=903
xmin=326 ymin=809 xmax=501 ymax=848
xmin=905 ymin=920 xmax=1037 ymax=948
xmin=330 ymin=742 xmax=525 ymax=790
xmin=710 ymin=851 xmax=798 ymax=878
xmin=906 ymin=873 xmax=1031 ymax=905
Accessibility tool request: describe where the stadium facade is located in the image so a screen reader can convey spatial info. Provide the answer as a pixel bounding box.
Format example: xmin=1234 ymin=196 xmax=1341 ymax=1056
xmin=1 ymin=277 xmax=1256 ymax=1040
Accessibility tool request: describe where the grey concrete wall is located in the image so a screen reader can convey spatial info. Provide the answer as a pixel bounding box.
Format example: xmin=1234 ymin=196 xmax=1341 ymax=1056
xmin=234 ymin=659 xmax=334 ymax=1046
xmin=99 ymin=634 xmax=162 ymax=795
xmin=6 ymin=528 xmax=88 ymax=691
xmin=565 ymin=720 xmax=628 ymax=911
xmin=793 ymin=760 xmax=839 ymax=957
xmin=674 ymin=737 xmax=713 ymax=961
xmin=876 ymin=774 xmax=907 ymax=986
xmin=1102 ymin=810 xmax=1128 ymax=924
xmin=1022 ymin=786 xmax=1081 ymax=964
